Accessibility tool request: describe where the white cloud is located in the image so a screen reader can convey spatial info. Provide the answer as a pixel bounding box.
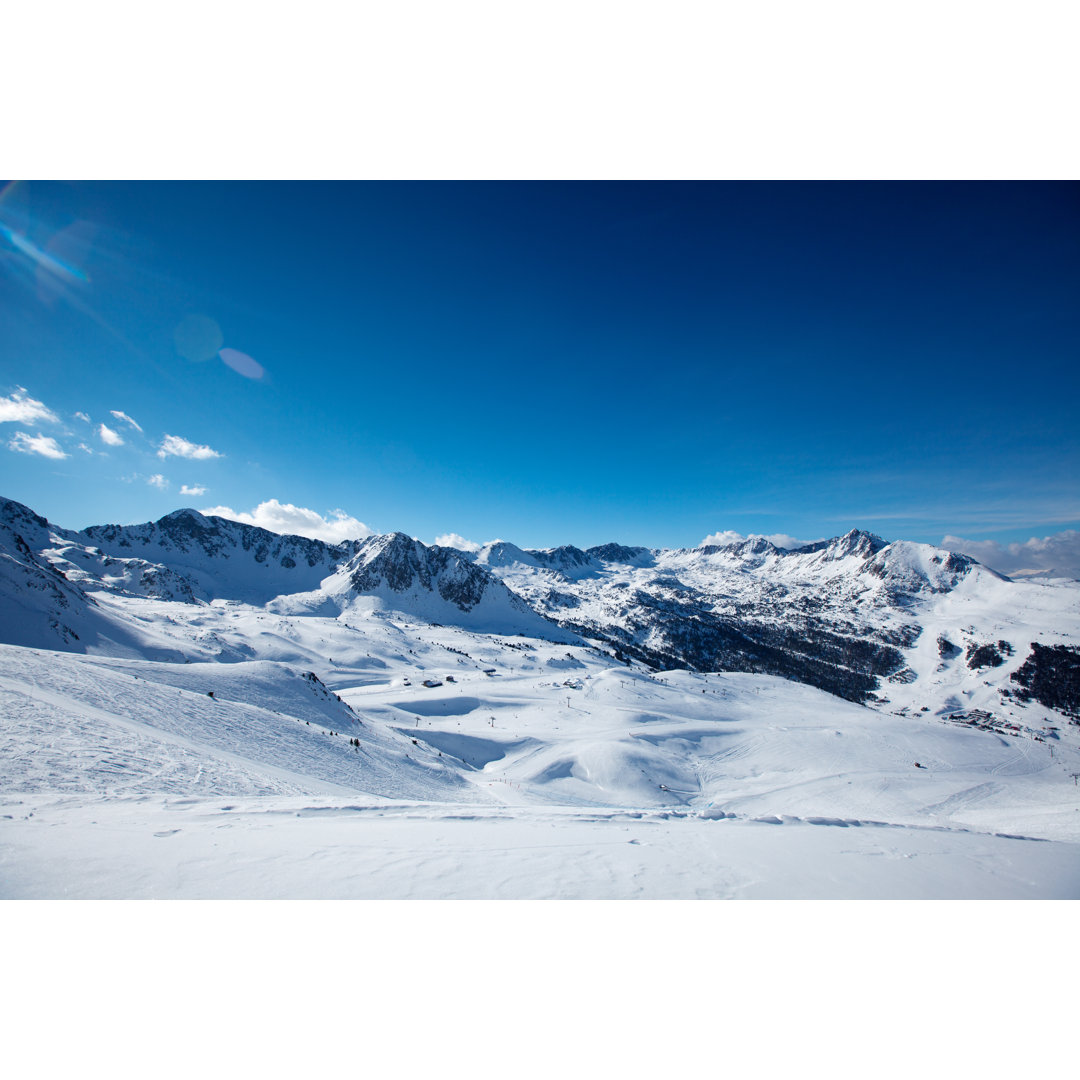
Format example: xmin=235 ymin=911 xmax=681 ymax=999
xmin=74 ymin=411 xmax=91 ymax=423
xmin=158 ymin=433 xmax=223 ymax=460
xmin=434 ymin=532 xmax=483 ymax=552
xmin=110 ymin=409 xmax=143 ymax=433
xmin=200 ymin=499 xmax=372 ymax=543
xmin=8 ymin=431 xmax=67 ymax=459
xmin=943 ymin=530 xmax=1080 ymax=580
xmin=762 ymin=532 xmax=822 ymax=551
xmin=147 ymin=474 xmax=169 ymax=490
xmin=700 ymin=529 xmax=821 ymax=550
xmin=98 ymin=422 xmax=124 ymax=447
xmin=700 ymin=530 xmax=747 ymax=548
xmin=0 ymin=388 xmax=59 ymax=425
xmin=180 ymin=484 xmax=207 ymax=497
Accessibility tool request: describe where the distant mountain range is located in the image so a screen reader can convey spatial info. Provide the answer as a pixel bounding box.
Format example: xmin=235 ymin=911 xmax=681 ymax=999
xmin=2 ymin=495 xmax=1078 ymax=724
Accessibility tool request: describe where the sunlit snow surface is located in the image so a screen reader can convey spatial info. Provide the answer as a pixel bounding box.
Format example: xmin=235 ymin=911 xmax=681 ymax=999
xmin=2 ymin=594 xmax=1079 ymax=898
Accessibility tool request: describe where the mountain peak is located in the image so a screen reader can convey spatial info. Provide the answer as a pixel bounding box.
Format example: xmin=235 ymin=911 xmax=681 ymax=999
xmin=156 ymin=507 xmax=216 ymax=536
xmin=0 ymin=496 xmax=52 ymax=545
xmin=828 ymin=529 xmax=888 ymax=558
xmin=698 ymin=536 xmax=782 ymax=559
xmin=586 ymin=542 xmax=652 ymax=566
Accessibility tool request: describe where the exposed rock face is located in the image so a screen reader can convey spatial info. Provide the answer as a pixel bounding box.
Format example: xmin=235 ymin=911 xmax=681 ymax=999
xmin=348 ymin=533 xmax=494 ymax=610
xmin=527 ymin=545 xmax=595 ymax=572
xmin=822 ymin=529 xmax=888 ymax=560
xmin=698 ymin=537 xmax=783 ymax=562
xmin=585 ymin=543 xmax=651 ymax=564
xmin=337 ymin=531 xmax=570 ymax=636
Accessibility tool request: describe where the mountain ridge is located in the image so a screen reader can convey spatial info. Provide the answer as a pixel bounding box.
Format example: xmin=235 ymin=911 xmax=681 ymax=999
xmin=1 ymin=495 xmax=1077 ymax=721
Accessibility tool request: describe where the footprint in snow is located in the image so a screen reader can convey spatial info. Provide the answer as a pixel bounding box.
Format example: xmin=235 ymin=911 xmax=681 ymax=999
xmin=154 ymin=829 xmax=181 ymax=838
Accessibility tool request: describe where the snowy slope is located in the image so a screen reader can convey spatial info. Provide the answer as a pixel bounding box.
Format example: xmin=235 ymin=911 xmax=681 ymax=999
xmin=3 ymin=635 xmax=1079 ymax=898
xmin=2 ymin=496 xmax=1079 ymax=898
xmin=0 ymin=645 xmax=474 ymax=801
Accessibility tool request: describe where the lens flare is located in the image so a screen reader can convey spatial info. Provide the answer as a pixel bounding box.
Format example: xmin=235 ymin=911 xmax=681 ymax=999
xmin=0 ymin=179 xmax=23 ymax=206
xmin=219 ymin=347 xmax=265 ymax=380
xmin=174 ymin=314 xmax=224 ymax=362
xmin=0 ymin=220 xmax=88 ymax=283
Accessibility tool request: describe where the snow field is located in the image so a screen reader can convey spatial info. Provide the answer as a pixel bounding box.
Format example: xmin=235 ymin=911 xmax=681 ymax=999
xmin=3 ymin=794 xmax=1076 ymax=899
xmin=3 ymin=620 xmax=1078 ymax=897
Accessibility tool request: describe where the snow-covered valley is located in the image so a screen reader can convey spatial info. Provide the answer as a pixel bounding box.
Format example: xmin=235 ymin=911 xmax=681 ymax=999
xmin=2 ymin=496 xmax=1079 ymax=898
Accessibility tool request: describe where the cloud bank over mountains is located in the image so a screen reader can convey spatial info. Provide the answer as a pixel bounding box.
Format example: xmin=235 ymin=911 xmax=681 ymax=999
xmin=695 ymin=526 xmax=1080 ymax=580
xmin=200 ymin=499 xmax=373 ymax=544
xmin=700 ymin=530 xmax=822 ymax=551
xmin=433 ymin=533 xmax=485 ymax=552
xmin=944 ymin=531 xmax=1080 ymax=580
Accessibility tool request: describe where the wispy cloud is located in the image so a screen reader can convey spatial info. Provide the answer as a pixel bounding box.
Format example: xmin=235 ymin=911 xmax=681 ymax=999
xmin=110 ymin=409 xmax=143 ymax=433
xmin=943 ymin=530 xmax=1080 ymax=580
xmin=434 ymin=533 xmax=483 ymax=552
xmin=158 ymin=434 xmax=223 ymax=460
xmin=8 ymin=431 xmax=67 ymax=459
xmin=0 ymin=388 xmax=58 ymax=425
xmin=74 ymin=411 xmax=91 ymax=423
xmin=827 ymin=503 xmax=1080 ymax=536
xmin=147 ymin=474 xmax=169 ymax=490
xmin=98 ymin=422 xmax=124 ymax=447
xmin=201 ymin=499 xmax=372 ymax=543
xmin=180 ymin=484 xmax=206 ymax=497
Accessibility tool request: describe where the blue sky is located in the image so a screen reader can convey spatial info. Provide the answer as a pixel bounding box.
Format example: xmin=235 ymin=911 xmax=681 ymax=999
xmin=2 ymin=180 xmax=1078 ymax=556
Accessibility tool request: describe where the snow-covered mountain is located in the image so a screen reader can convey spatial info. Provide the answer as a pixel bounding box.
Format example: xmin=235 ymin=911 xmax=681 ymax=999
xmin=2 ymin=497 xmax=1078 ymax=725
xmin=449 ymin=527 xmax=1080 ymax=725
xmin=3 ymin=495 xmax=1080 ymax=898
xmin=312 ymin=531 xmax=577 ymax=636
xmin=0 ymin=498 xmax=572 ymax=644
xmin=60 ymin=506 xmax=353 ymax=603
xmin=0 ymin=498 xmax=98 ymax=649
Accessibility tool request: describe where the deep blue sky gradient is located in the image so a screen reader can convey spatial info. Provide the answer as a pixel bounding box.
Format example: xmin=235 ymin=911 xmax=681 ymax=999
xmin=2 ymin=180 xmax=1077 ymax=548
